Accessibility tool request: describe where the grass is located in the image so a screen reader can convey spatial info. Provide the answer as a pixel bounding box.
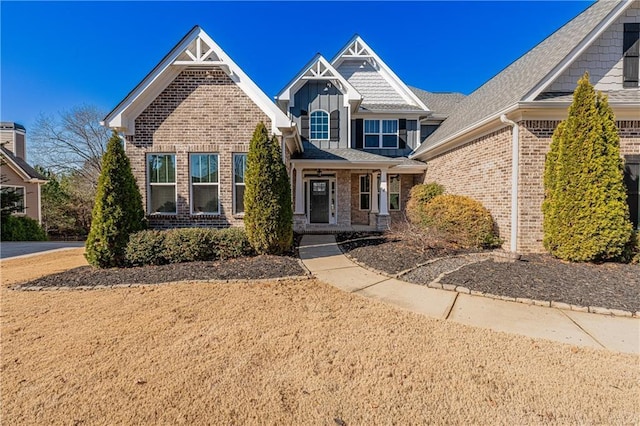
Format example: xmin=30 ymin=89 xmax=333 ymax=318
xmin=1 ymin=251 xmax=639 ymax=424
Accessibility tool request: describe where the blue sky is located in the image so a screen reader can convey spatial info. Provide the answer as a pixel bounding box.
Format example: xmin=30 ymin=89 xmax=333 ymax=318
xmin=1 ymin=1 xmax=593 ymax=134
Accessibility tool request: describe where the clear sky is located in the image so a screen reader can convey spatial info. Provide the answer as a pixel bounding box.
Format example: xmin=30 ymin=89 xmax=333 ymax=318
xmin=1 ymin=1 xmax=594 ymax=136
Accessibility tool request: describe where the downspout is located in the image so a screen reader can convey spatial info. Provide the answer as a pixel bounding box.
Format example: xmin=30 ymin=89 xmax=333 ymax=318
xmin=500 ymin=114 xmax=519 ymax=254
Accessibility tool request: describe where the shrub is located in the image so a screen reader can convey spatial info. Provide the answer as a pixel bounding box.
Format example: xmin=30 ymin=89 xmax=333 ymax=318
xmin=543 ymin=73 xmax=633 ymax=262
xmin=125 ymin=227 xmax=252 ymax=266
xmin=406 ymin=182 xmax=445 ymax=223
xmin=0 ymin=215 xmax=48 ymax=241
xmin=244 ymin=122 xmax=293 ymax=255
xmin=85 ymin=131 xmax=146 ymax=268
xmin=419 ymin=194 xmax=499 ymax=249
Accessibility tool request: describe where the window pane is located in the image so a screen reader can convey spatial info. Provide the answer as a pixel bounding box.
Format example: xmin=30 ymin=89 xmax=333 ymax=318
xmin=364 ymin=120 xmax=379 ymax=134
xmin=235 ymin=184 xmax=245 ymax=214
xmin=234 ymin=154 xmax=247 ymax=184
xmin=191 ymin=154 xmax=218 ymax=183
xmin=390 ymin=193 xmax=400 ymax=211
xmin=382 ymin=120 xmax=398 ymax=134
xmin=365 ymin=135 xmax=379 ymax=148
xmin=360 ymin=194 xmax=370 ymax=210
xmin=360 ymin=175 xmax=370 ymax=193
xmin=389 ymin=175 xmax=400 ymax=193
xmin=382 ymin=134 xmax=398 ymax=148
xmin=150 ymin=186 xmax=176 ymax=213
xmin=149 ymin=154 xmax=176 ymax=183
xmin=192 ymin=185 xmax=219 ymax=214
xmin=310 ymin=111 xmax=329 ymax=139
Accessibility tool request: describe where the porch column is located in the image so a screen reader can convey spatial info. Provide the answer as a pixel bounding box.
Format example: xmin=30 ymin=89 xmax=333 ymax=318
xmin=379 ymin=169 xmax=389 ymax=216
xmin=371 ymin=171 xmax=379 ymax=214
xmin=294 ymin=167 xmax=305 ymax=214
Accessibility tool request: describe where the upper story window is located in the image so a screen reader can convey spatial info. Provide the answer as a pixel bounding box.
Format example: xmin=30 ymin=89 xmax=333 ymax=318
xmin=190 ymin=153 xmax=219 ymax=215
xmin=310 ymin=110 xmax=329 ymax=140
xmin=148 ymin=154 xmax=177 ymax=214
xmin=623 ymin=23 xmax=639 ymax=88
xmin=364 ymin=119 xmax=398 ymax=148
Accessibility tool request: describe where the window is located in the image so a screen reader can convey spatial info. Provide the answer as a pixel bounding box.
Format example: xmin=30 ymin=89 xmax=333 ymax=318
xmin=623 ymin=23 xmax=639 ymax=88
xmin=190 ymin=154 xmax=219 ymax=214
xmin=0 ymin=185 xmax=25 ymax=214
xmin=364 ymin=119 xmax=398 ymax=148
xmin=376 ymin=174 xmax=401 ymax=211
xmin=233 ymin=153 xmax=247 ymax=214
xmin=624 ymin=156 xmax=639 ymax=230
xmin=359 ymin=175 xmax=370 ymax=210
xmin=310 ymin=110 xmax=329 ymax=140
xmin=148 ymin=154 xmax=176 ymax=214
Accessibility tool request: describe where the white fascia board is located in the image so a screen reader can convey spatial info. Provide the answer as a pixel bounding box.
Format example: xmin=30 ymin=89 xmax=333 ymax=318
xmin=291 ymin=159 xmax=402 ymax=170
xmin=410 ymin=104 xmax=519 ymax=160
xmin=331 ymin=36 xmax=429 ymax=112
xmin=354 ymin=111 xmax=426 ymax=118
xmin=523 ymin=1 xmax=630 ymax=102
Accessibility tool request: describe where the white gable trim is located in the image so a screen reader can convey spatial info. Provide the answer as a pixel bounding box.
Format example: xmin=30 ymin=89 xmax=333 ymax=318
xmin=276 ymin=54 xmax=362 ymax=111
xmin=102 ymin=26 xmax=292 ymax=136
xmin=523 ymin=1 xmax=631 ymax=102
xmin=331 ymin=35 xmax=429 ymax=111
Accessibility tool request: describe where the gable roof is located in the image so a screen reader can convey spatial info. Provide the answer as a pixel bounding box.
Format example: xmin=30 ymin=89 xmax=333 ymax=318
xmin=411 ymin=0 xmax=631 ymax=159
xmin=0 ymin=146 xmax=47 ymax=182
xmin=276 ymin=53 xmax=362 ymax=111
xmin=103 ymin=26 xmax=293 ymax=136
xmin=409 ymin=87 xmax=466 ymax=119
xmin=331 ymin=35 xmax=429 ymax=112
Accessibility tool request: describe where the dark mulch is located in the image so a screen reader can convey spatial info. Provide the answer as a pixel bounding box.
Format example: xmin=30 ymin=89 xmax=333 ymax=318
xmin=336 ymin=232 xmax=476 ymax=274
xmin=440 ymin=254 xmax=640 ymax=313
xmin=17 ymin=255 xmax=308 ymax=289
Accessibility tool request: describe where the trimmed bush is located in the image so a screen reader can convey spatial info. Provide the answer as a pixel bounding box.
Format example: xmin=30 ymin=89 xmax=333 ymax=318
xmin=244 ymin=122 xmax=293 ymax=255
xmin=0 ymin=215 xmax=48 ymax=241
xmin=85 ymin=131 xmax=146 ymax=267
xmin=406 ymin=182 xmax=445 ymax=223
xmin=419 ymin=194 xmax=499 ymax=249
xmin=543 ymin=73 xmax=633 ymax=262
xmin=125 ymin=227 xmax=252 ymax=266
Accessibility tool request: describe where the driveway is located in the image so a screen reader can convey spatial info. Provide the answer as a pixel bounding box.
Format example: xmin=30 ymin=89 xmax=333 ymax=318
xmin=0 ymin=241 xmax=85 ymax=260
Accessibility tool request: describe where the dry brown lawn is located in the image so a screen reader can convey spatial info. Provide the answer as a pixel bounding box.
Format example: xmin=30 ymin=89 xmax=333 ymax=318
xmin=1 ymin=251 xmax=639 ymax=425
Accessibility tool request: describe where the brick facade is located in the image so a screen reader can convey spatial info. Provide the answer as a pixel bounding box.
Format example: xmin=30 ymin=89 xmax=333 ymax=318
xmin=125 ymin=69 xmax=271 ymax=229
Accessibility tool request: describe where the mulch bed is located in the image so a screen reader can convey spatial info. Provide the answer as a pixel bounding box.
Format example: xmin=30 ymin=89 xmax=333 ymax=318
xmin=16 ymin=255 xmax=308 ymax=289
xmin=337 ymin=232 xmax=640 ymax=313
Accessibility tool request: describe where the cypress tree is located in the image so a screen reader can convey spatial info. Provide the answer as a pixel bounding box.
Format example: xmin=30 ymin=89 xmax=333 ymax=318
xmin=85 ymin=131 xmax=146 ymax=267
xmin=542 ymin=73 xmax=632 ymax=261
xmin=244 ymin=122 xmax=293 ymax=254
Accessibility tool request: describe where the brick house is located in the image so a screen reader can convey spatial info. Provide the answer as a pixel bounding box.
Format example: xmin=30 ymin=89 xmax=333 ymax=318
xmin=0 ymin=122 xmax=47 ymax=223
xmin=103 ymin=0 xmax=639 ymax=253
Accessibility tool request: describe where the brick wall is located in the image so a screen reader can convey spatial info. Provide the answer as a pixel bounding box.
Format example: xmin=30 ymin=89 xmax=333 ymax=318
xmin=424 ymin=127 xmax=513 ymax=249
xmin=125 ymin=69 xmax=271 ymax=229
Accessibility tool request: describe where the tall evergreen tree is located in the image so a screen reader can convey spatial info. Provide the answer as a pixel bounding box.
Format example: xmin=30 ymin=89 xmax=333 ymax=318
xmin=85 ymin=131 xmax=146 ymax=267
xmin=244 ymin=122 xmax=293 ymax=254
xmin=543 ymin=73 xmax=632 ymax=261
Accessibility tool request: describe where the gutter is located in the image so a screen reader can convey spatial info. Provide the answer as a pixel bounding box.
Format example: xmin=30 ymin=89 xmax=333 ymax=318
xmin=500 ymin=114 xmax=519 ymax=255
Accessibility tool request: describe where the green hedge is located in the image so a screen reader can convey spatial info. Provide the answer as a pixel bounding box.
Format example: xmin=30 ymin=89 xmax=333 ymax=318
xmin=1 ymin=215 xmax=48 ymax=241
xmin=125 ymin=227 xmax=252 ymax=266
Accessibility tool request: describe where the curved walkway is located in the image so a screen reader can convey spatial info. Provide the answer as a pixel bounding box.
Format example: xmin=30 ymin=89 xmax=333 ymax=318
xmin=299 ymin=235 xmax=640 ymax=355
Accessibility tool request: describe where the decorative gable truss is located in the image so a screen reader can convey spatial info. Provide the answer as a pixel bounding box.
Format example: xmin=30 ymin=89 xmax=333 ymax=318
xmin=102 ymin=26 xmax=298 ymax=151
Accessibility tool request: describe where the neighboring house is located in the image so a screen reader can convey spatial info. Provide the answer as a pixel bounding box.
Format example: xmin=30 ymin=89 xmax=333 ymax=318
xmin=411 ymin=0 xmax=640 ymax=253
xmin=103 ymin=0 xmax=638 ymax=254
xmin=0 ymin=122 xmax=47 ymax=223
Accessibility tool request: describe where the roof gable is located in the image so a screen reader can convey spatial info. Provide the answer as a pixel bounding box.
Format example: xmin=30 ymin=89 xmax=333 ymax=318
xmin=331 ymin=35 xmax=429 ymax=111
xmin=0 ymin=147 xmax=46 ymax=182
xmin=103 ymin=26 xmax=292 ymax=136
xmin=412 ymin=0 xmax=630 ymax=159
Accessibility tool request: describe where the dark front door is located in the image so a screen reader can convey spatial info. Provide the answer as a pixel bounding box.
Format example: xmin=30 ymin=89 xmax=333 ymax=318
xmin=310 ymin=179 xmax=329 ymax=223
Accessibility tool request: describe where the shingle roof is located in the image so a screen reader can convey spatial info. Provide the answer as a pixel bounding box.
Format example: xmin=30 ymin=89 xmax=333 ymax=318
xmin=0 ymin=146 xmax=46 ymax=180
xmin=535 ymin=90 xmax=640 ymax=103
xmin=412 ymin=0 xmax=625 ymax=158
xmin=408 ymin=87 xmax=466 ymax=117
xmin=359 ymin=103 xmax=425 ymax=112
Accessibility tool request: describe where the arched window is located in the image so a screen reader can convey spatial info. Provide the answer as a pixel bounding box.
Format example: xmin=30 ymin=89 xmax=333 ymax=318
xmin=310 ymin=110 xmax=329 ymax=140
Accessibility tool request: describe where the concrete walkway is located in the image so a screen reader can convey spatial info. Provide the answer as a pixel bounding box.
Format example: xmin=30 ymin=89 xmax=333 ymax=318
xmin=299 ymin=235 xmax=640 ymax=355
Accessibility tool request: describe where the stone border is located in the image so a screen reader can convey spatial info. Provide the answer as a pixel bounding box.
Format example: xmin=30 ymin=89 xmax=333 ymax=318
xmin=337 ymin=238 xmax=639 ymax=319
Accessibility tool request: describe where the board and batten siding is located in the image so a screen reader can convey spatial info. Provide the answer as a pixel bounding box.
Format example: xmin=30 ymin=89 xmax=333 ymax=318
xmin=290 ymin=81 xmax=349 ymax=149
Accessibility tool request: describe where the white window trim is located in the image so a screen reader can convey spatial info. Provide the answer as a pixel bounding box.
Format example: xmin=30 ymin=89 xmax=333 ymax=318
xmin=359 ymin=174 xmax=370 ymax=211
xmin=1 ymin=185 xmax=26 ymax=215
xmin=310 ymin=109 xmax=330 ymax=141
xmin=377 ymin=174 xmax=401 ymax=211
xmin=233 ymin=153 xmax=247 ymax=216
xmin=147 ymin=153 xmax=177 ymax=215
xmin=189 ymin=153 xmax=220 ymax=215
xmin=364 ymin=119 xmax=399 ymax=149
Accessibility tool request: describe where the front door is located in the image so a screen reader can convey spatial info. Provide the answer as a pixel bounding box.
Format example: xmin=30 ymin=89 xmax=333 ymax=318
xmin=309 ymin=179 xmax=330 ymax=223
